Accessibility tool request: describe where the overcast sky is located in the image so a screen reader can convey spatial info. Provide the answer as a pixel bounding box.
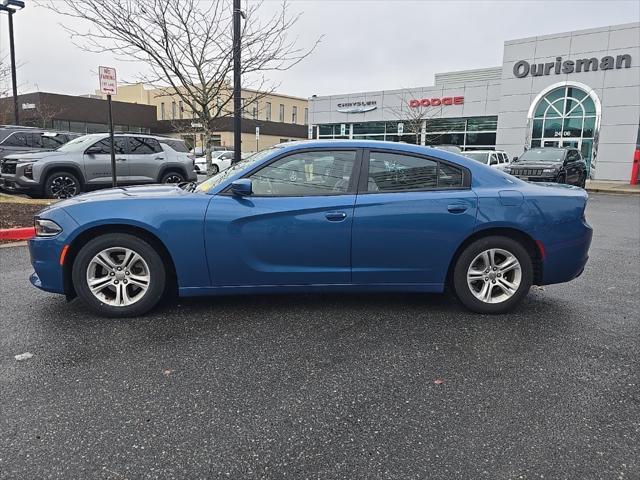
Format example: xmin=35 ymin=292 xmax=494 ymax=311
xmin=1 ymin=0 xmax=638 ymax=99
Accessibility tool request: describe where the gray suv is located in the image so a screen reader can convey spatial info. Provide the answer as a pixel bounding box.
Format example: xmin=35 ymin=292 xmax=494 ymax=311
xmin=0 ymin=126 xmax=79 ymax=160
xmin=0 ymin=133 xmax=197 ymax=198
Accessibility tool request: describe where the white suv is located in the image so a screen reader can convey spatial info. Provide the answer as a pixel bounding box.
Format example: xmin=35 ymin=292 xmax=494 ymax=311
xmin=463 ymin=150 xmax=510 ymax=170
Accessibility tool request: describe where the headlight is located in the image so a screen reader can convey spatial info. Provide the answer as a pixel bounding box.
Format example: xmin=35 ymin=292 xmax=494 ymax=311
xmin=24 ymin=163 xmax=33 ymax=179
xmin=34 ymin=218 xmax=62 ymax=237
xmin=542 ymin=168 xmax=556 ymax=173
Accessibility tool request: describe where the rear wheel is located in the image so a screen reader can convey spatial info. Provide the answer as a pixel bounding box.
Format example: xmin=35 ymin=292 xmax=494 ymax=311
xmin=557 ymin=173 xmax=567 ymax=184
xmin=161 ymin=171 xmax=185 ymax=184
xmin=72 ymin=233 xmax=166 ymax=317
xmin=453 ymin=236 xmax=533 ymax=314
xmin=210 ymin=164 xmax=219 ymax=175
xmin=44 ymin=171 xmax=81 ymax=199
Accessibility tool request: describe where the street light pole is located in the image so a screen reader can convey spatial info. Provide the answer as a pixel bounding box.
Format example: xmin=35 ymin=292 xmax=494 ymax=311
xmin=232 ymin=0 xmax=242 ymax=164
xmin=1 ymin=0 xmax=25 ymax=125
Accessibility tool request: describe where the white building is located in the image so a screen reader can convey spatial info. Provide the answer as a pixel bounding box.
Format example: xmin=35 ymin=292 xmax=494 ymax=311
xmin=308 ymin=22 xmax=640 ymax=182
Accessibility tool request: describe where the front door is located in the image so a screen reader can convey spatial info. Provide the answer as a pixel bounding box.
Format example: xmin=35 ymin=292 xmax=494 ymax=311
xmin=127 ymin=136 xmax=165 ymax=183
xmin=352 ymin=149 xmax=477 ymax=286
xmin=83 ymin=136 xmax=129 ymax=186
xmin=205 ymin=149 xmax=360 ymax=286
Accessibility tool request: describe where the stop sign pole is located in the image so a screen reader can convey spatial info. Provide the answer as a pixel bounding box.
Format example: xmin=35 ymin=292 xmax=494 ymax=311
xmin=99 ymin=66 xmax=118 ymax=187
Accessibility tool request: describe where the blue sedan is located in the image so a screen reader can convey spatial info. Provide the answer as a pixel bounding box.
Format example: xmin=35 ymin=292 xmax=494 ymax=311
xmin=29 ymin=140 xmax=592 ymax=317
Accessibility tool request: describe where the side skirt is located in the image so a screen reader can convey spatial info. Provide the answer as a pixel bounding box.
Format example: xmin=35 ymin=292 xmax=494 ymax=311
xmin=179 ymin=283 xmax=444 ymax=297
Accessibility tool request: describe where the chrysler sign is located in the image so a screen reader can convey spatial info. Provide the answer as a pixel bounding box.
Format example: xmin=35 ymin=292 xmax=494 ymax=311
xmin=513 ymin=54 xmax=632 ymax=78
xmin=336 ymin=101 xmax=377 ymax=113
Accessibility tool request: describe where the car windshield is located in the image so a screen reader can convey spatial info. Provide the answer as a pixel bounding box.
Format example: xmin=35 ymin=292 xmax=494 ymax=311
xmin=194 ymin=147 xmax=281 ymax=193
xmin=518 ymin=148 xmax=564 ymax=163
xmin=464 ymin=152 xmax=489 ymax=164
xmin=56 ymin=134 xmax=104 ymax=152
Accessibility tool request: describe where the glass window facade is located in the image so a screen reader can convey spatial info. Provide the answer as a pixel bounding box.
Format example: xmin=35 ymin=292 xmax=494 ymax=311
xmin=316 ymin=116 xmax=497 ymax=150
xmin=530 ymin=86 xmax=597 ymax=173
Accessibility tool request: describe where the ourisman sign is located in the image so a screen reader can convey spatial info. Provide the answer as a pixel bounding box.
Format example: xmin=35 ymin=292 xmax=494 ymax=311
xmin=513 ymin=54 xmax=632 ymax=78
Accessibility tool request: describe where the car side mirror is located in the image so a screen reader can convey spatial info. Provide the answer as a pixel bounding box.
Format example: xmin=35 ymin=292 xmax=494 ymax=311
xmin=230 ymin=179 xmax=252 ymax=196
xmin=512 ymin=156 xmax=518 ymax=162
xmin=85 ymin=146 xmax=102 ymax=155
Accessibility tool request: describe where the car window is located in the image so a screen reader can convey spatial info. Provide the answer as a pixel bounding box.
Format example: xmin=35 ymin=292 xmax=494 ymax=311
xmin=367 ymin=151 xmax=464 ymax=192
xmin=438 ymin=162 xmax=464 ymax=188
xmin=89 ymin=137 xmax=128 ymax=155
xmin=489 ymin=154 xmax=499 ymax=165
xmin=566 ymin=150 xmax=580 ymax=162
xmin=463 ymin=152 xmax=489 ymax=164
xmin=221 ymin=152 xmax=234 ymax=160
xmin=250 ymin=150 xmax=357 ymax=196
xmin=130 ymin=137 xmax=162 ymax=154
xmin=1 ymin=132 xmax=28 ymax=147
xmin=25 ymin=133 xmax=43 ymax=148
xmin=41 ymin=135 xmax=67 ymax=149
xmin=159 ymin=139 xmax=189 ymax=153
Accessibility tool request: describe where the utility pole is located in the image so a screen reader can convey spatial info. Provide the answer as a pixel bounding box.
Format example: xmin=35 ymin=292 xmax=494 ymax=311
xmin=232 ymin=0 xmax=243 ymax=164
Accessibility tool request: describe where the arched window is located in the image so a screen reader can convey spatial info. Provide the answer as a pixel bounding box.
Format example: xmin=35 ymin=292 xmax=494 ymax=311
xmin=529 ymin=85 xmax=599 ymax=174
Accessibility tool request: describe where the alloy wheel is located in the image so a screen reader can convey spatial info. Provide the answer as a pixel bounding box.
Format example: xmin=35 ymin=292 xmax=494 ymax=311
xmin=163 ymin=174 xmax=183 ymax=183
xmin=50 ymin=175 xmax=79 ymax=198
xmin=86 ymin=247 xmax=151 ymax=307
xmin=466 ymin=248 xmax=522 ymax=304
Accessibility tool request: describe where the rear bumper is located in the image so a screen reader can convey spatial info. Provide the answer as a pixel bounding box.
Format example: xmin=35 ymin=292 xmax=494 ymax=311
xmin=540 ymin=218 xmax=593 ymax=285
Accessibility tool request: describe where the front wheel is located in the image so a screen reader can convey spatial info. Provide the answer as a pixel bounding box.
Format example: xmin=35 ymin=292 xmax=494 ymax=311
xmin=44 ymin=171 xmax=81 ymax=199
xmin=453 ymin=236 xmax=533 ymax=314
xmin=72 ymin=233 xmax=166 ymax=317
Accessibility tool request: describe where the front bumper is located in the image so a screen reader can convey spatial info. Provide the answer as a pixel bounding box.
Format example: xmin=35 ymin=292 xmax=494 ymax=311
xmin=0 ymin=174 xmax=42 ymax=195
xmin=28 ymin=208 xmax=80 ymax=296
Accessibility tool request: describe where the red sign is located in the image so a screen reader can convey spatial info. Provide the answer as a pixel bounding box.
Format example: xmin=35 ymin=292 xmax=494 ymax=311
xmin=409 ymin=96 xmax=464 ymax=108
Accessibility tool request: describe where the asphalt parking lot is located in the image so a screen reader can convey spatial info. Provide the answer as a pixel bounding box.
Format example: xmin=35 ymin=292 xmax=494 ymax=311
xmin=1 ymin=193 xmax=638 ymax=480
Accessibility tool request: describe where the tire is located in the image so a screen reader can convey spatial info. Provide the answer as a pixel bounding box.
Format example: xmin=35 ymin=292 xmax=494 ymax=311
xmin=210 ymin=164 xmax=219 ymax=175
xmin=452 ymin=236 xmax=533 ymax=314
xmin=579 ymin=172 xmax=586 ymax=188
xmin=44 ymin=171 xmax=82 ymax=199
xmin=160 ymin=171 xmax=185 ymax=184
xmin=557 ymin=173 xmax=567 ymax=184
xmin=72 ymin=233 xmax=167 ymax=317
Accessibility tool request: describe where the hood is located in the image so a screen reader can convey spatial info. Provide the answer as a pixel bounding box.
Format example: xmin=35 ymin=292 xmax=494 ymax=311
xmin=511 ymin=160 xmax=562 ymax=168
xmin=4 ymin=150 xmax=67 ymax=162
xmin=53 ymin=183 xmax=193 ymax=208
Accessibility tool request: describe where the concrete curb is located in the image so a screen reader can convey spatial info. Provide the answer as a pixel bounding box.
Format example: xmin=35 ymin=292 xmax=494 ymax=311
xmin=0 ymin=240 xmax=28 ymax=248
xmin=0 ymin=227 xmax=36 ymax=241
xmin=586 ymin=187 xmax=640 ymax=195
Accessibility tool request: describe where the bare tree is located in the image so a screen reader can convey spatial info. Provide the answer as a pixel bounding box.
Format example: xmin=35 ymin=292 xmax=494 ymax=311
xmin=31 ymin=101 xmax=66 ymax=129
xmin=0 ymin=57 xmax=12 ymax=123
xmin=38 ymin=0 xmax=319 ymax=174
xmin=389 ymin=93 xmax=444 ymax=145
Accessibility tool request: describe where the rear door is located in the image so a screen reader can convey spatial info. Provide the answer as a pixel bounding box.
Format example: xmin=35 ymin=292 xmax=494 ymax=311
xmin=352 ymin=149 xmax=477 ymax=286
xmin=205 ymin=149 xmax=361 ymax=286
xmin=83 ymin=136 xmax=129 ymax=185
xmin=127 ymin=136 xmax=165 ymax=183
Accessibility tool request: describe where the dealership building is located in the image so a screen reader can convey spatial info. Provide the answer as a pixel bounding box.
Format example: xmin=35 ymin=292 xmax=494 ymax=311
xmin=308 ymin=22 xmax=640 ymax=182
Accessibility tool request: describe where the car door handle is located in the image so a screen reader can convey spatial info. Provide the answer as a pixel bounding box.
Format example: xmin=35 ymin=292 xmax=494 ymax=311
xmin=325 ymin=211 xmax=347 ymax=222
xmin=447 ymin=204 xmax=468 ymax=214
xmin=116 ymin=158 xmax=126 ymax=162
xmin=155 ymin=157 xmax=164 ymax=160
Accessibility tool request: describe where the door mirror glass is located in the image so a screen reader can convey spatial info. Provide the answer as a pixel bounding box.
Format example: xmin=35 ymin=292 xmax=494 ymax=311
xmin=230 ymin=179 xmax=252 ymax=196
xmin=512 ymin=156 xmax=518 ymax=162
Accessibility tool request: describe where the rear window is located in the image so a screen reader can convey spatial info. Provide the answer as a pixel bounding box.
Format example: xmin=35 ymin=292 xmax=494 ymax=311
xmin=159 ymin=138 xmax=189 ymax=153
